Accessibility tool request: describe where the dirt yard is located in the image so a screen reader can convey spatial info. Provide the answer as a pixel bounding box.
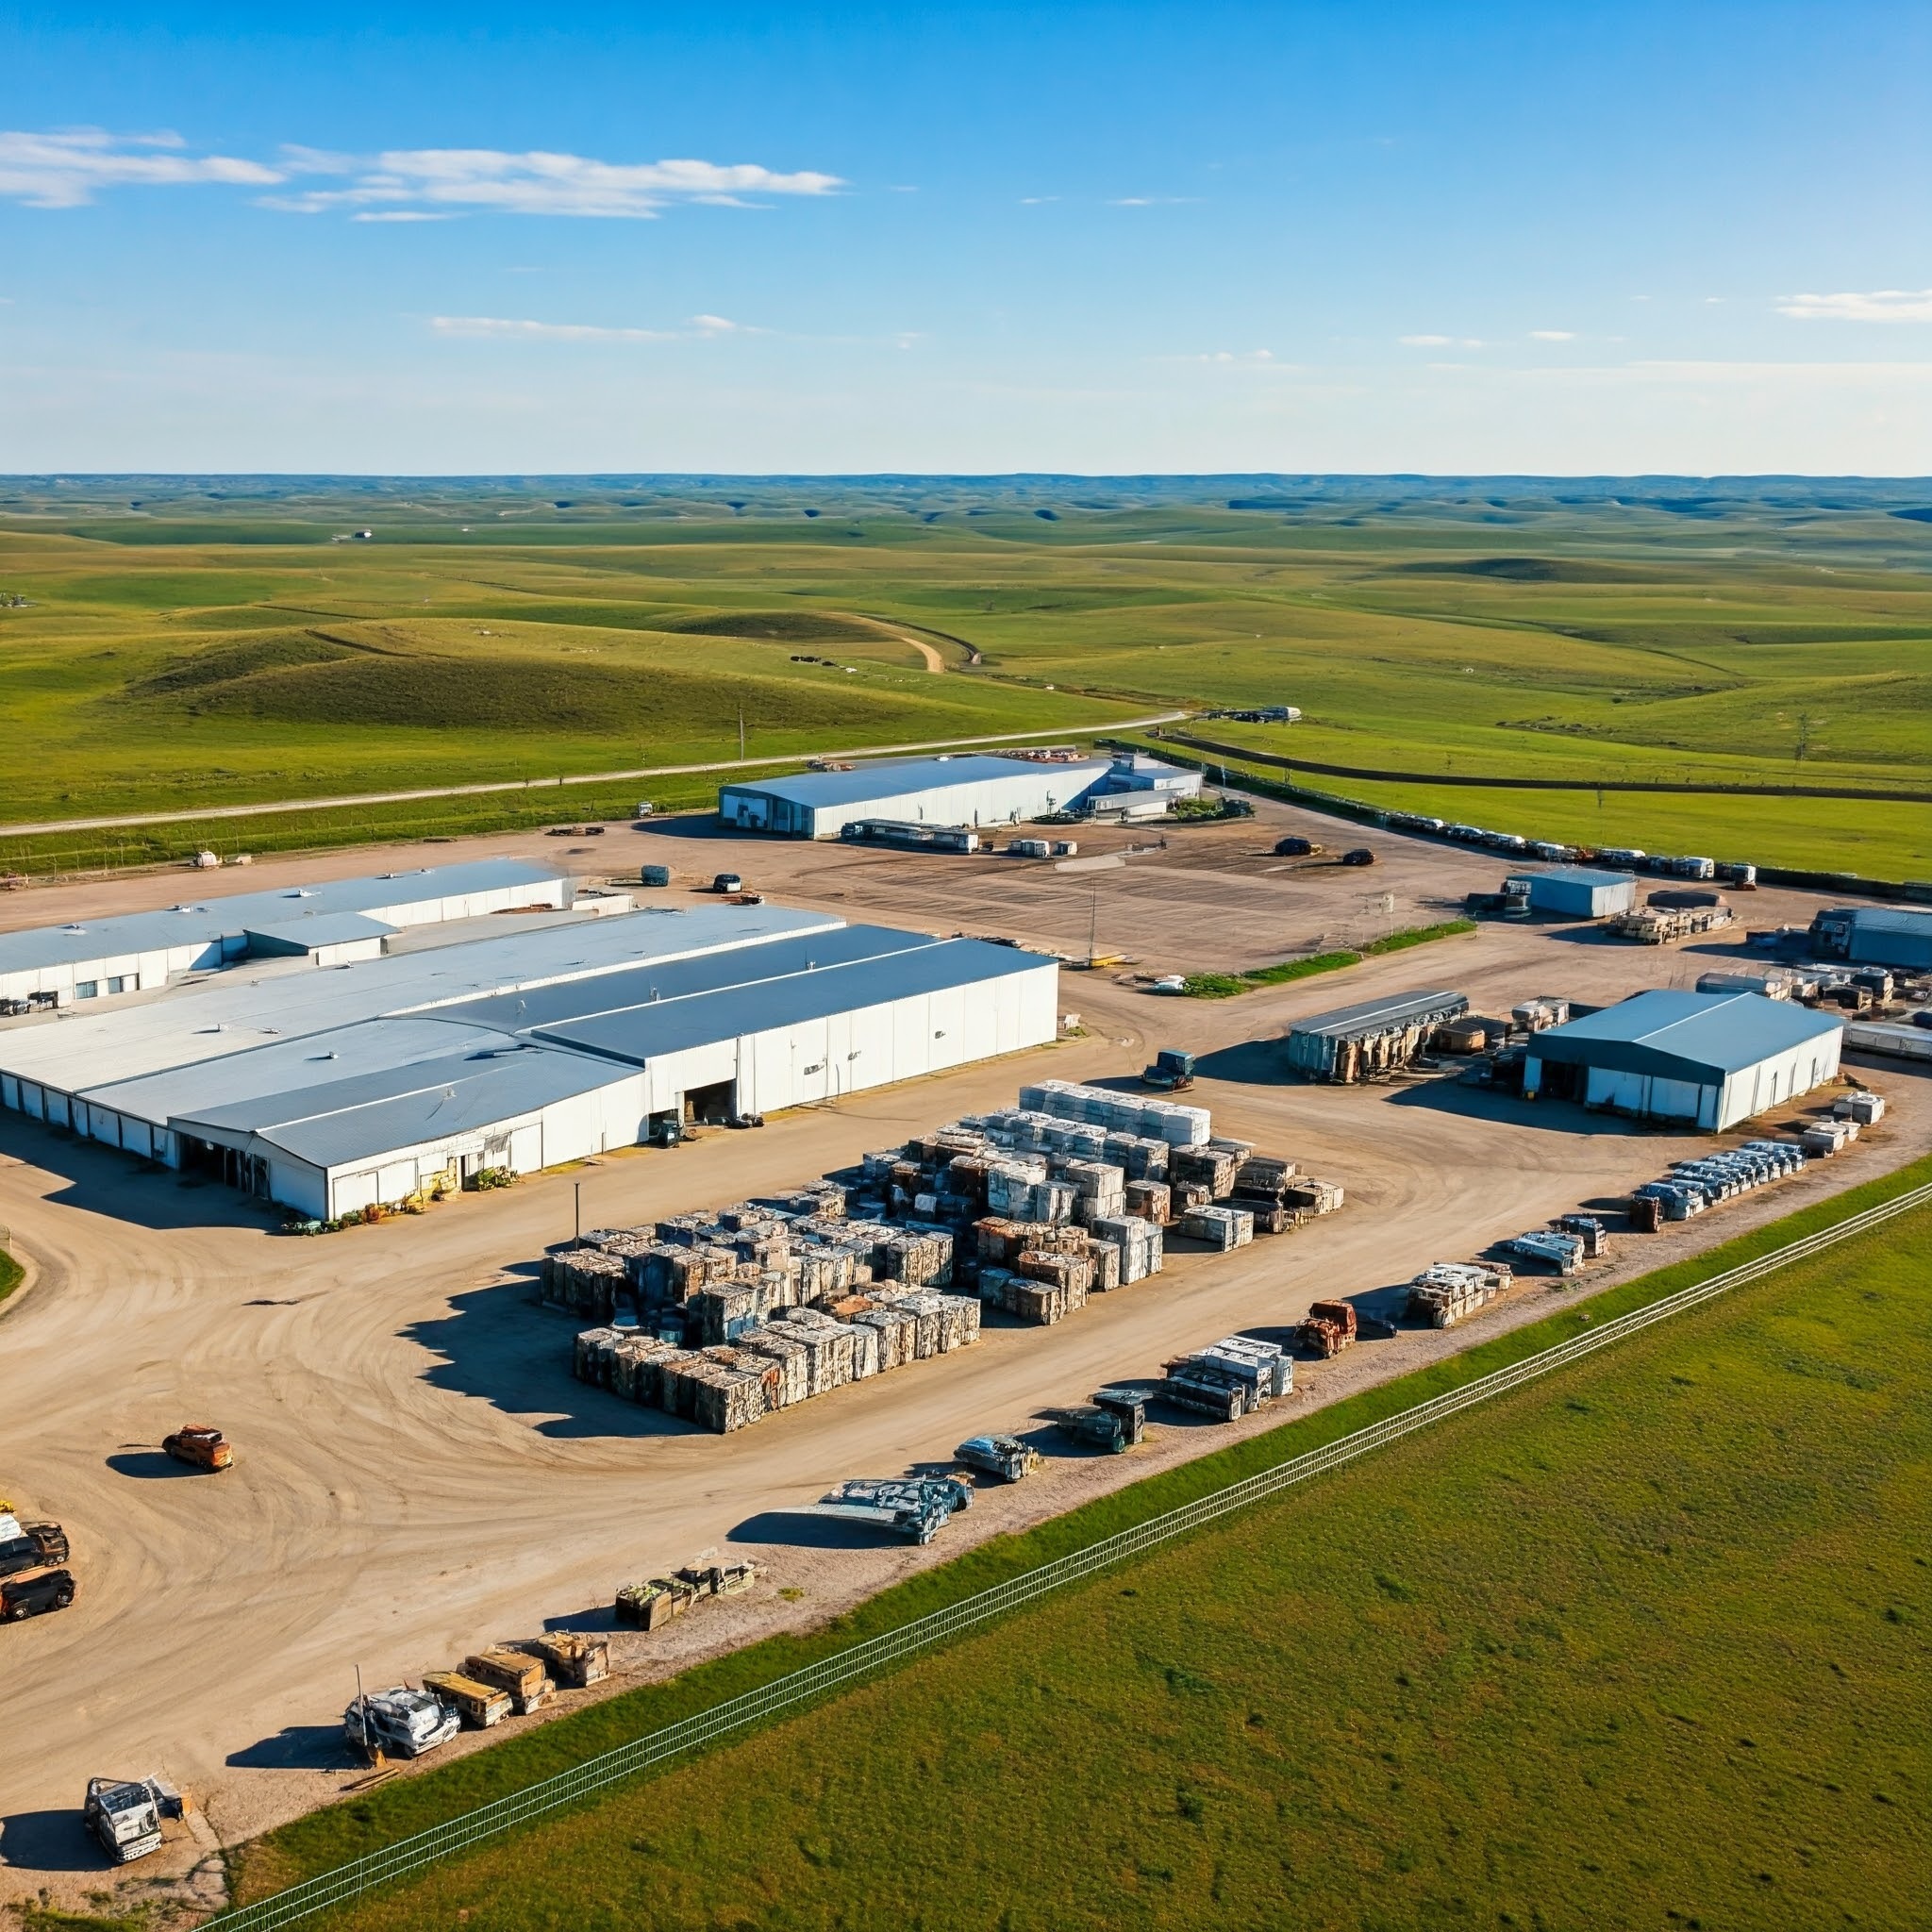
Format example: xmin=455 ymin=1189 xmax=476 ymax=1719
xmin=1 ymin=801 xmax=1922 ymax=1910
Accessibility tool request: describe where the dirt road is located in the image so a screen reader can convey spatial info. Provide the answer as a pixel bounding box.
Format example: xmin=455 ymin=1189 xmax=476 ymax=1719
xmin=0 ymin=804 xmax=1920 ymax=1907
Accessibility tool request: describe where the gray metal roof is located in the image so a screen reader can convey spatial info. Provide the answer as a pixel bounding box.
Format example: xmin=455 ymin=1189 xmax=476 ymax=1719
xmin=720 ymin=754 xmax=1111 ymax=809
xmin=0 ymin=858 xmax=559 ymax=976
xmin=439 ymin=923 xmax=937 ymax=1033
xmin=531 ymin=936 xmax=1052 ymax=1067
xmin=1841 ymin=908 xmax=1932 ymax=937
xmin=1287 ymin=989 xmax=1468 ymax=1042
xmin=1533 ymin=866 xmax=1638 ymax=890
xmin=1529 ymin=990 xmax=1842 ymax=1084
xmin=242 ymin=911 xmax=395 ymax=950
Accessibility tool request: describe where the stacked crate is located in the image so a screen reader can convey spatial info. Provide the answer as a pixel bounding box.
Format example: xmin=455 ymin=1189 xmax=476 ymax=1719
xmin=1182 ymin=1204 xmax=1254 ymax=1251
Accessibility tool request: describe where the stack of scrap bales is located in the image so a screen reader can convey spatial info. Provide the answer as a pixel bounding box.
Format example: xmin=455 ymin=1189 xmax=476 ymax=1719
xmin=849 ymin=1299 xmax=919 ymax=1369
xmin=1089 ymin=1214 xmax=1165 ymax=1283
xmin=735 ymin=1327 xmax=811 ymax=1406
xmin=1170 ymin=1142 xmax=1241 ymax=1198
xmin=573 ymin=1326 xmax=624 ymax=1386
xmin=1285 ymin=1177 xmax=1344 ymax=1215
xmin=873 ymin=1225 xmax=954 ymax=1287
xmin=1060 ymin=1158 xmax=1126 ymax=1224
xmin=1019 ymin=1078 xmax=1212 ymax=1147
xmin=546 ymin=1247 xmax=629 ymax=1322
xmin=1406 ymin=1262 xmax=1507 ymax=1328
xmin=1182 ymin=1204 xmax=1254 ymax=1251
xmin=686 ymin=1280 xmax=776 ymax=1347
xmin=882 ymin=1288 xmax=981 ymax=1356
xmin=1124 ymin=1178 xmax=1173 ymax=1224
xmin=763 ymin=1310 xmax=858 ymax=1395
xmin=986 ymin=1161 xmax=1076 ymax=1224
xmin=672 ymin=1349 xmax=774 ymax=1433
xmin=1082 ymin=1235 xmax=1123 ymax=1291
xmin=1225 ymin=1155 xmax=1308 ymax=1235
xmin=523 ymin=1631 xmax=609 ymax=1689
xmin=616 ymin=1576 xmax=700 ymax=1630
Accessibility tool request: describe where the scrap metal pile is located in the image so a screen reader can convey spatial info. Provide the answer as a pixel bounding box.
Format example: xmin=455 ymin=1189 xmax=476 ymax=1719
xmin=1632 ymin=1139 xmax=1807 ymax=1222
xmin=554 ymin=1077 xmax=1341 ymax=1433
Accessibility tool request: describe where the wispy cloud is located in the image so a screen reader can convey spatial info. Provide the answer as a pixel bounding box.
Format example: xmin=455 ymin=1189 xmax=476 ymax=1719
xmin=1776 ymin=288 xmax=1932 ymax=323
xmin=270 ymin=148 xmax=843 ymax=219
xmin=0 ymin=127 xmax=282 ymax=208
xmin=1108 ymin=194 xmax=1197 ymax=207
xmin=1400 ymin=334 xmax=1484 ymax=348
xmin=1529 ymin=329 xmax=1575 ymax=341
xmin=430 ymin=312 xmax=764 ymax=342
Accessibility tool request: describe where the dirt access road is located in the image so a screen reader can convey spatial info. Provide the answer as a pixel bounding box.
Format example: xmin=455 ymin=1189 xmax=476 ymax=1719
xmin=0 ymin=802 xmax=1921 ymax=1908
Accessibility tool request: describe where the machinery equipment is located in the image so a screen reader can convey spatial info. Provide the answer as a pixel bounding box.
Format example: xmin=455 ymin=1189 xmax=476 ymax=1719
xmin=812 ymin=1477 xmax=972 ymax=1544
xmin=954 ymin=1435 xmax=1043 ymax=1483
xmin=343 ymin=1686 xmax=461 ymax=1760
xmin=84 ymin=1777 xmax=179 ymax=1864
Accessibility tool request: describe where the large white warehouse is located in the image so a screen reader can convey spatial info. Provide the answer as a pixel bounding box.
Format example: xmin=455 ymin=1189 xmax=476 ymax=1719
xmin=0 ymin=886 xmax=1058 ymax=1221
xmin=0 ymin=858 xmax=567 ymax=1012
xmin=1523 ymin=990 xmax=1843 ymax=1130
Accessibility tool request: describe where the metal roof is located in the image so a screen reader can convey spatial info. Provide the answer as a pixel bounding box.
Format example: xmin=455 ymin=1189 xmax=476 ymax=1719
xmin=1841 ymin=908 xmax=1932 ymax=937
xmin=242 ymin=911 xmax=396 ymax=950
xmin=1529 ymin=990 xmax=1843 ymax=1085
xmin=720 ymin=754 xmax=1112 ymax=809
xmin=1287 ymin=989 xmax=1468 ymax=1042
xmin=531 ymin=936 xmax=1052 ymax=1067
xmin=0 ymin=858 xmax=559 ymax=977
xmin=3 ymin=903 xmax=839 ymax=1096
xmin=1532 ymin=866 xmax=1638 ymax=890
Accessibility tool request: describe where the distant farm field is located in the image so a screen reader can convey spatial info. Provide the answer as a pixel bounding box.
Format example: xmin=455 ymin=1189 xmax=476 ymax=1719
xmin=0 ymin=476 xmax=1926 ymax=877
xmin=239 ymin=1169 xmax=1932 ymax=1932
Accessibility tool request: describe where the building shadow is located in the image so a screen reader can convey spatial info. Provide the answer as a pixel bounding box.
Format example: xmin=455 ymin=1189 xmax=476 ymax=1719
xmin=1383 ymin=1078 xmax=1647 ymax=1138
xmin=1191 ymin=1040 xmax=1293 ymax=1088
xmin=225 ymin=1724 xmax=349 ymax=1772
xmin=401 ymin=1282 xmax=698 ymax=1440
xmin=0 ymin=1116 xmax=276 ymax=1234
xmin=543 ymin=1603 xmax=623 ymax=1633
xmin=0 ymin=1808 xmax=99 ymax=1873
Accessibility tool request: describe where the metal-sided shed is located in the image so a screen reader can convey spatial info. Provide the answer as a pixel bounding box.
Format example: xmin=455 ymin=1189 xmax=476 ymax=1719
xmin=1284 ymin=989 xmax=1470 ymax=1083
xmin=1811 ymin=907 xmax=1932 ymax=972
xmin=1524 ymin=990 xmax=1843 ymax=1129
xmin=1525 ymin=866 xmax=1638 ymax=919
xmin=718 ymin=754 xmax=1114 ymax=840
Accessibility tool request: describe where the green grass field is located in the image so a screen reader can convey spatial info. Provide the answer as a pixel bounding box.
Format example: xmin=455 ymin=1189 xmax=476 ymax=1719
xmin=228 ymin=1159 xmax=1932 ymax=1932
xmin=1 ymin=475 xmax=1926 ymax=877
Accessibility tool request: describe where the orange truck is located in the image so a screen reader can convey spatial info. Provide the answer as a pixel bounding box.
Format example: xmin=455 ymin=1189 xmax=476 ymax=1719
xmin=162 ymin=1424 xmax=233 ymax=1472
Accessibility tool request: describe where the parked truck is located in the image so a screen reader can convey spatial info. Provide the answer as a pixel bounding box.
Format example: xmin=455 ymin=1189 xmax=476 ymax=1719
xmin=161 ymin=1424 xmax=232 ymax=1472
xmin=343 ymin=1686 xmax=461 ymax=1760
xmin=84 ymin=1776 xmax=180 ymax=1864
xmin=1141 ymin=1047 xmax=1197 ymax=1092
xmin=813 ymin=1477 xmax=972 ymax=1544
xmin=0 ymin=1510 xmax=68 ymax=1580
xmin=954 ymin=1435 xmax=1043 ymax=1483
xmin=1091 ymin=1386 xmax=1149 ymax=1445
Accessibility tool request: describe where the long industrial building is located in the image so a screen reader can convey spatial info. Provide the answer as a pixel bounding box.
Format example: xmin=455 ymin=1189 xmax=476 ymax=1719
xmin=1284 ymin=989 xmax=1470 ymax=1083
xmin=1523 ymin=990 xmax=1843 ymax=1129
xmin=0 ymin=858 xmax=568 ymax=1011
xmin=0 ymin=881 xmax=1059 ymax=1221
xmin=716 ymin=750 xmax=1202 ymax=841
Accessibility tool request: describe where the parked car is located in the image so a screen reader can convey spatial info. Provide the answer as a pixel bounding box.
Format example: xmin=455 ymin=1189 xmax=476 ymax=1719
xmin=711 ymin=872 xmax=743 ymax=894
xmin=1340 ymin=847 xmax=1377 ymax=867
xmin=1274 ymin=835 xmax=1319 ymax=857
xmin=3 ymin=1567 xmax=75 ymax=1621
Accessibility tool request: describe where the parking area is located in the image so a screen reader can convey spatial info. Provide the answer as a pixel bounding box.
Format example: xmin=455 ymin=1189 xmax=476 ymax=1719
xmin=1 ymin=800 xmax=1924 ymax=1903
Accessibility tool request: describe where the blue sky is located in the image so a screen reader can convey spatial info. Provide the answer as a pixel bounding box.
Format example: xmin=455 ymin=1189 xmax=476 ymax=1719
xmin=3 ymin=2 xmax=1928 ymax=474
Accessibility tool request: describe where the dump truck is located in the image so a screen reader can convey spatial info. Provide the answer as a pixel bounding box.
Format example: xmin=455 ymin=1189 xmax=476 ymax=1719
xmin=1091 ymin=1386 xmax=1149 ymax=1444
xmin=84 ymin=1776 xmax=176 ymax=1863
xmin=1298 ymin=1298 xmax=1358 ymax=1358
xmin=423 ymin=1670 xmax=512 ymax=1729
xmin=954 ymin=1435 xmax=1043 ymax=1483
xmin=463 ymin=1647 xmax=555 ymax=1715
xmin=1141 ymin=1047 xmax=1197 ymax=1092
xmin=1050 ymin=1405 xmax=1129 ymax=1453
xmin=0 ymin=1511 xmax=69 ymax=1580
xmin=813 ymin=1477 xmax=971 ymax=1544
xmin=524 ymin=1631 xmax=610 ymax=1689
xmin=161 ymin=1424 xmax=232 ymax=1472
xmin=4 ymin=1567 xmax=75 ymax=1620
xmin=344 ymin=1686 xmax=460 ymax=1759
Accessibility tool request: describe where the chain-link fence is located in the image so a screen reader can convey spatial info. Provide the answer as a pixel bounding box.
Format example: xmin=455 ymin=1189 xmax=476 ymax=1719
xmin=203 ymin=1178 xmax=1931 ymax=1930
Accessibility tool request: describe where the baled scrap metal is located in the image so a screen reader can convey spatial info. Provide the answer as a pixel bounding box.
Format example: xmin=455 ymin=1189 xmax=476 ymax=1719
xmin=1233 ymin=1155 xmax=1296 ymax=1195
xmin=1124 ymin=1178 xmax=1173 ymax=1224
xmin=615 ymin=1577 xmax=698 ymax=1629
xmin=1019 ymin=1247 xmax=1093 ymax=1302
xmin=1157 ymin=1362 xmax=1246 ymax=1421
xmin=1182 ymin=1204 xmax=1254 ymax=1251
xmin=1020 ymin=1078 xmax=1212 ymax=1147
xmin=687 ymin=1282 xmax=772 ymax=1347
xmin=523 ymin=1631 xmax=609 ymax=1689
xmin=1089 ymin=1213 xmax=1164 ymax=1283
xmin=893 ymin=1288 xmax=980 ymax=1354
xmin=1060 ymin=1158 xmax=1127 ymax=1224
xmin=847 ymin=1300 xmax=918 ymax=1370
xmin=464 ymin=1647 xmax=555 ymax=1714
xmin=1406 ymin=1263 xmax=1507 ymax=1328
xmin=1244 ymin=1202 xmax=1305 ymax=1235
xmin=574 ymin=1326 xmax=622 ymax=1386
xmin=876 ymin=1226 xmax=954 ymax=1288
xmin=1197 ymin=1335 xmax=1292 ymax=1397
xmin=686 ymin=1350 xmax=775 ymax=1432
xmin=547 ymin=1247 xmax=628 ymax=1321
xmin=1011 ymin=1278 xmax=1070 ymax=1324
xmin=610 ymin=1336 xmax=679 ymax=1404
xmin=1172 ymin=1181 xmax=1213 ymax=1216
xmin=1083 ymin=1236 xmax=1123 ymax=1291
xmin=423 ymin=1671 xmax=513 ymax=1728
xmin=1171 ymin=1144 xmax=1240 ymax=1197
xmin=766 ymin=1316 xmax=857 ymax=1394
xmin=735 ymin=1327 xmax=811 ymax=1407
xmin=1284 ymin=1177 xmax=1344 ymax=1214
xmin=654 ymin=1213 xmax=711 ymax=1249
xmin=1104 ymin=1131 xmax=1170 ymax=1180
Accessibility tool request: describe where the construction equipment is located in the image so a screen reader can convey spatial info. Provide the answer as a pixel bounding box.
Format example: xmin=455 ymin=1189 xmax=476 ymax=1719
xmin=954 ymin=1435 xmax=1043 ymax=1483
xmin=343 ymin=1685 xmax=460 ymax=1760
xmin=84 ymin=1776 xmax=177 ymax=1863
xmin=463 ymin=1647 xmax=555 ymax=1715
xmin=4 ymin=1567 xmax=75 ymax=1621
xmin=812 ymin=1476 xmax=972 ymax=1544
xmin=423 ymin=1671 xmax=513 ymax=1729
xmin=1298 ymin=1298 xmax=1358 ymax=1357
xmin=161 ymin=1424 xmax=233 ymax=1472
xmin=1141 ymin=1047 xmax=1197 ymax=1092
xmin=0 ymin=1510 xmax=69 ymax=1580
xmin=1091 ymin=1386 xmax=1149 ymax=1445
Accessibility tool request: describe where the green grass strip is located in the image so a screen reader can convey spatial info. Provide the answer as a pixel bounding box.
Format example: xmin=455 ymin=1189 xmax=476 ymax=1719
xmin=226 ymin=1151 xmax=1932 ymax=1916
xmin=0 ymin=1249 xmax=23 ymax=1308
xmin=1361 ymin=917 xmax=1477 ymax=954
xmin=1182 ymin=924 xmax=1471 ymax=999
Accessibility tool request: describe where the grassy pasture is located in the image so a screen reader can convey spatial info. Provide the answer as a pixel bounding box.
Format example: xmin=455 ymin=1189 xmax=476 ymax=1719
xmin=0 ymin=477 xmax=1926 ymax=877
xmin=230 ymin=1161 xmax=1932 ymax=1931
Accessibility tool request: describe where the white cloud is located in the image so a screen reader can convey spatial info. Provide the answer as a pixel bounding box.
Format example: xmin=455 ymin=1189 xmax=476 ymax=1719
xmin=275 ymin=148 xmax=843 ymax=219
xmin=1108 ymin=195 xmax=1197 ymax=207
xmin=1777 ymin=288 xmax=1932 ymax=323
xmin=431 ymin=316 xmax=678 ymax=342
xmin=1399 ymin=334 xmax=1452 ymax=346
xmin=353 ymin=210 xmax=454 ymax=224
xmin=0 ymin=127 xmax=282 ymax=208
xmin=431 ymin=311 xmax=767 ymax=343
xmin=1529 ymin=329 xmax=1575 ymax=341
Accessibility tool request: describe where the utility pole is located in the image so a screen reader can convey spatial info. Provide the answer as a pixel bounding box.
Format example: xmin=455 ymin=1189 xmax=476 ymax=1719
xmin=1088 ymin=890 xmax=1099 ymax=968
xmin=738 ymin=708 xmax=746 ymax=760
xmin=574 ymin=1179 xmax=582 ymax=1242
